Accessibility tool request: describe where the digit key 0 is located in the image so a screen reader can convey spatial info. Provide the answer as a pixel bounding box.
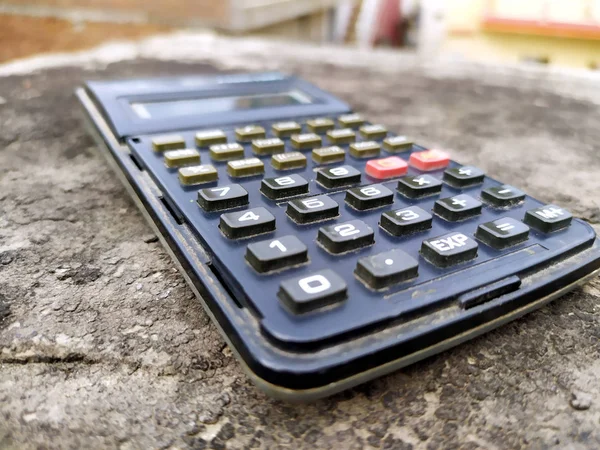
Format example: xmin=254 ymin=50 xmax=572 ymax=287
xmin=278 ymin=269 xmax=347 ymax=314
xmin=220 ymin=207 xmax=276 ymax=239
xmin=246 ymin=235 xmax=308 ymax=273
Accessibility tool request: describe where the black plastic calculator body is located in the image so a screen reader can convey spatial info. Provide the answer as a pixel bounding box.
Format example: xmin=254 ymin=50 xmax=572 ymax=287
xmin=77 ymin=72 xmax=600 ymax=401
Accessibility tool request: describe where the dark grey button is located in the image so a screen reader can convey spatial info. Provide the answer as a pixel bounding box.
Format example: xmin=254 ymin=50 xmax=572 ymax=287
xmin=278 ymin=269 xmax=347 ymax=314
xmin=317 ymin=219 xmax=374 ymax=254
xmin=286 ymin=195 xmax=339 ymax=224
xmin=345 ymin=184 xmax=394 ymax=210
xmin=220 ymin=207 xmax=275 ymax=239
xmin=260 ymin=174 xmax=309 ymax=200
xmin=524 ymin=205 xmax=572 ymax=232
xmin=355 ymin=249 xmax=418 ymax=289
xmin=246 ymin=235 xmax=308 ymax=273
xmin=475 ymin=217 xmax=530 ymax=249
xmin=380 ymin=206 xmax=432 ymax=236
xmin=316 ymin=165 xmax=361 ymax=189
xmin=443 ymin=166 xmax=485 ymax=188
xmin=197 ymin=184 xmax=248 ymax=212
xmin=421 ymin=232 xmax=478 ymax=268
xmin=434 ymin=194 xmax=482 ymax=221
xmin=481 ymin=184 xmax=525 ymax=208
xmin=397 ymin=174 xmax=443 ymax=199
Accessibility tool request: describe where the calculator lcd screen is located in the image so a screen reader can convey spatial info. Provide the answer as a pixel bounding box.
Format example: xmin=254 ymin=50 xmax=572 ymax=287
xmin=130 ymin=89 xmax=313 ymax=119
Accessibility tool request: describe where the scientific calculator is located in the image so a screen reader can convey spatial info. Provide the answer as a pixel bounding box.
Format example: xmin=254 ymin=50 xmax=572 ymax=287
xmin=77 ymin=72 xmax=600 ymax=401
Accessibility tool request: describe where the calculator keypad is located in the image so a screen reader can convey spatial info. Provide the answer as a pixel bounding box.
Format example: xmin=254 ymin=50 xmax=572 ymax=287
xmin=475 ymin=217 xmax=530 ymax=249
xmin=246 ymin=235 xmax=308 ymax=273
xmin=380 ymin=206 xmax=433 ymax=236
xmin=524 ymin=205 xmax=572 ymax=232
xmin=481 ymin=184 xmax=525 ymax=208
xmin=317 ymin=219 xmax=374 ymax=254
xmin=434 ymin=194 xmax=482 ymax=222
xmin=345 ymin=184 xmax=393 ymax=211
xmin=397 ymin=174 xmax=443 ymax=198
xmin=355 ymin=249 xmax=418 ymax=289
xmin=317 ymin=165 xmax=361 ymax=188
xmin=130 ymin=113 xmax=582 ymax=332
xmin=287 ymin=195 xmax=339 ymax=224
xmin=164 ymin=148 xmax=200 ymax=168
xmin=421 ymin=232 xmax=479 ymax=268
xmin=312 ymin=146 xmax=345 ymax=164
xmin=443 ymin=166 xmax=485 ymax=188
xmin=195 ymin=129 xmax=227 ymax=147
xmin=220 ymin=207 xmax=276 ymax=239
xmin=260 ymin=174 xmax=309 ymax=200
xmin=198 ymin=184 xmax=248 ymax=211
xmin=279 ymin=269 xmax=348 ymax=314
xmin=227 ymin=157 xmax=264 ymax=177
xmin=365 ymin=156 xmax=408 ymax=180
xmin=179 ymin=164 xmax=218 ymax=185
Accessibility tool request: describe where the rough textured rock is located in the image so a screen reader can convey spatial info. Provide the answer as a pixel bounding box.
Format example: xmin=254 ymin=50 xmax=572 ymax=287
xmin=1 ymin=35 xmax=599 ymax=449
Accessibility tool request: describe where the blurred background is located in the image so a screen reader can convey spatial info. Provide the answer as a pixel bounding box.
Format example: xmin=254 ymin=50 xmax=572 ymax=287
xmin=0 ymin=0 xmax=599 ymax=69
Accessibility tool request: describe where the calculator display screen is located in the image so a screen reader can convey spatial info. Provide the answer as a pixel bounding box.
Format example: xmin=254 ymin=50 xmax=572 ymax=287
xmin=130 ymin=89 xmax=313 ymax=119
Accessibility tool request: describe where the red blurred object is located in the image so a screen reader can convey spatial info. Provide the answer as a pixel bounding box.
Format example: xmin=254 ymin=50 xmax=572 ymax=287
xmin=374 ymin=0 xmax=403 ymax=46
xmin=409 ymin=150 xmax=451 ymax=171
xmin=365 ymin=156 xmax=408 ymax=179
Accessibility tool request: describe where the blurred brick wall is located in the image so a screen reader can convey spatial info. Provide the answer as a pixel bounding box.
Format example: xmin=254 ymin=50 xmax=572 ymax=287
xmin=5 ymin=1 xmax=231 ymax=26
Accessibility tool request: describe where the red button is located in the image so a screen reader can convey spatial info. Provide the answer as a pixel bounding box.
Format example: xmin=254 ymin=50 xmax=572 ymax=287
xmin=365 ymin=156 xmax=408 ymax=179
xmin=409 ymin=149 xmax=450 ymax=171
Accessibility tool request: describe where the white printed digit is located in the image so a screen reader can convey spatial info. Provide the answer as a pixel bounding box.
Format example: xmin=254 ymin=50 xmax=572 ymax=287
xmin=397 ymin=210 xmax=419 ymax=221
xmin=239 ymin=211 xmax=260 ymax=222
xmin=269 ymin=240 xmax=287 ymax=252
xmin=334 ymin=224 xmax=359 ymax=237
xmin=360 ymin=186 xmax=381 ymax=197
xmin=303 ymin=198 xmax=324 ymax=209
xmin=298 ymin=275 xmax=331 ymax=294
xmin=212 ymin=187 xmax=230 ymax=197
xmin=330 ymin=167 xmax=349 ymax=176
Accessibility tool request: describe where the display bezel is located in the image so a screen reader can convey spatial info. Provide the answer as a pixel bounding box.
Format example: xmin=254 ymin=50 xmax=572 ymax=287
xmin=85 ymin=73 xmax=350 ymax=139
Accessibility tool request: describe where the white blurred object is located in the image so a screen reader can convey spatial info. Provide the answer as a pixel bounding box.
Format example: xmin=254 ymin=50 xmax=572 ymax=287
xmin=355 ymin=0 xmax=382 ymax=48
xmin=417 ymin=0 xmax=446 ymax=57
xmin=333 ymin=0 xmax=357 ymax=43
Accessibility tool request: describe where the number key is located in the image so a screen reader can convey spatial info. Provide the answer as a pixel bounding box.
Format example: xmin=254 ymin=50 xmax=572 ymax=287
xmin=245 ymin=235 xmax=308 ymax=273
xmin=220 ymin=207 xmax=276 ymax=239
xmin=260 ymin=174 xmax=309 ymax=200
xmin=345 ymin=184 xmax=394 ymax=210
xmin=197 ymin=184 xmax=249 ymax=212
xmin=318 ymin=219 xmax=374 ymax=254
xmin=278 ymin=269 xmax=347 ymax=314
xmin=316 ymin=165 xmax=361 ymax=189
xmin=380 ymin=206 xmax=432 ymax=236
xmin=287 ymin=195 xmax=339 ymax=224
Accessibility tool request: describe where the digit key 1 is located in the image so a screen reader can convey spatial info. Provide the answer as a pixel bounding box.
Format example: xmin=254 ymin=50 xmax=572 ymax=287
xmin=246 ymin=235 xmax=308 ymax=273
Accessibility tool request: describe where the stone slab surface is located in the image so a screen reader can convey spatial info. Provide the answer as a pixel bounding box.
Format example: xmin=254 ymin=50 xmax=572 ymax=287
xmin=1 ymin=35 xmax=600 ymax=450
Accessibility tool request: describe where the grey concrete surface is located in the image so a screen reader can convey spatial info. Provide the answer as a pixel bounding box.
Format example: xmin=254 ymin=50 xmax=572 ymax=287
xmin=1 ymin=35 xmax=600 ymax=450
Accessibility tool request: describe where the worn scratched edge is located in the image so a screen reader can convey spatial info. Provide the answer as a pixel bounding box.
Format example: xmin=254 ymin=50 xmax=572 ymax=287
xmin=77 ymin=86 xmax=600 ymax=402
xmin=252 ymin=266 xmax=600 ymax=402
